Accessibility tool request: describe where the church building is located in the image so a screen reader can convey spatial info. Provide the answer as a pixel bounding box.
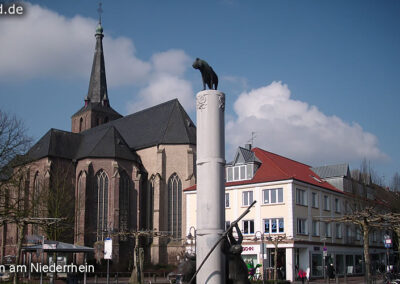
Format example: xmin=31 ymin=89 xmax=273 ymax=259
xmin=2 ymin=21 xmax=196 ymax=267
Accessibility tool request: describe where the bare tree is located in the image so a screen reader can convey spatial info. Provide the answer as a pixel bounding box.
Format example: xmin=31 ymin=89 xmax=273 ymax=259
xmin=391 ymin=172 xmax=400 ymax=192
xmin=268 ymin=234 xmax=287 ymax=281
xmin=0 ymin=110 xmax=31 ymax=172
xmin=42 ymin=161 xmax=75 ymax=242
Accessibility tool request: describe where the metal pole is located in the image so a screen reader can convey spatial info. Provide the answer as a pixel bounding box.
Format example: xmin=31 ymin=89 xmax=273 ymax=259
xmin=40 ymin=236 xmax=44 ymax=284
xmin=387 ymin=246 xmax=390 ymax=272
xmin=262 ymin=233 xmax=265 ymax=284
xmin=107 ymin=259 xmax=110 ymax=284
xmin=84 ymin=253 xmax=87 ymax=284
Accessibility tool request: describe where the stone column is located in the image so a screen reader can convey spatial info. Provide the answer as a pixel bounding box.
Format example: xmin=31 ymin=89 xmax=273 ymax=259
xmin=196 ymin=90 xmax=225 ymax=284
xmin=285 ymin=247 xmax=295 ymax=282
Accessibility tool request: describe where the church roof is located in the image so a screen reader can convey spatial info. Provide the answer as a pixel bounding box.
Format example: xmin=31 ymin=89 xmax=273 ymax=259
xmin=27 ymin=129 xmax=82 ymax=160
xmin=75 ymin=126 xmax=139 ymax=161
xmin=27 ymin=99 xmax=195 ymax=162
xmin=71 ymin=102 xmax=122 ymax=118
xmin=82 ymin=98 xmax=196 ymax=150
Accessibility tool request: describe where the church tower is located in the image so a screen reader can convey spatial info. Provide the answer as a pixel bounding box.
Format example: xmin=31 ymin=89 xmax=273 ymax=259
xmin=71 ymin=20 xmax=122 ymax=133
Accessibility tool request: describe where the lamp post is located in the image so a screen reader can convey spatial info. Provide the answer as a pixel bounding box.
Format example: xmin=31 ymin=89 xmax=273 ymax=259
xmin=187 ymin=226 xmax=196 ymax=254
xmin=254 ymin=231 xmax=266 ymax=283
xmin=321 ymin=236 xmax=327 ymax=280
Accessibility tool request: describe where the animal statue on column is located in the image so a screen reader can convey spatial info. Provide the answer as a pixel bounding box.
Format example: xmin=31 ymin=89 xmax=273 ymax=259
xmin=192 ymin=58 xmax=218 ymax=90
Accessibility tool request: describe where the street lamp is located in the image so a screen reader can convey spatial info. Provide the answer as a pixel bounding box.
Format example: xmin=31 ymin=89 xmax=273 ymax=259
xmin=187 ymin=226 xmax=196 ymax=254
xmin=321 ymin=236 xmax=327 ymax=280
xmin=254 ymin=231 xmax=267 ymax=283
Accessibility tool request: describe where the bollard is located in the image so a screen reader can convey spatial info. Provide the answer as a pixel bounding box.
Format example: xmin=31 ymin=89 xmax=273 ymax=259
xmin=94 ymin=275 xmax=98 ymax=284
xmin=114 ymin=273 xmax=118 ymax=284
xmin=344 ymin=273 xmax=347 ymax=284
xmin=335 ymin=275 xmax=339 ymax=284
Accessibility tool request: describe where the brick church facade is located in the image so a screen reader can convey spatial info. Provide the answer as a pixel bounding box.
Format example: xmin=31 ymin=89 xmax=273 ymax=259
xmin=0 ymin=22 xmax=196 ymax=268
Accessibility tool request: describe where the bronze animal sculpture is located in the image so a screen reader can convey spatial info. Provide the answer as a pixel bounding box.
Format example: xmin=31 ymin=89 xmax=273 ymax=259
xmin=192 ymin=58 xmax=218 ymax=90
xmin=223 ymin=222 xmax=251 ymax=284
xmin=176 ymin=252 xmax=196 ymax=283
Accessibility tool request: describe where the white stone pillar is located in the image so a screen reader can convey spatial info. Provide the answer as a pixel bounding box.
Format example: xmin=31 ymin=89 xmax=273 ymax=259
xmin=196 ymin=90 xmax=226 ymax=284
xmin=285 ymin=247 xmax=295 ymax=282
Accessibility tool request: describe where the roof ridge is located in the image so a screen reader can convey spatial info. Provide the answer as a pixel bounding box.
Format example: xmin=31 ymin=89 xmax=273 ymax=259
xmin=124 ymin=99 xmax=179 ymax=121
xmin=159 ymin=100 xmax=178 ymax=145
xmin=176 ymin=101 xmax=192 ymax=143
xmin=254 ymin=147 xmax=311 ymax=168
xmin=87 ymin=127 xmax=113 ymax=157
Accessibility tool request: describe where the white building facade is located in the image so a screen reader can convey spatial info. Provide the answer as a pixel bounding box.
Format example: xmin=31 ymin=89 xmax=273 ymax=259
xmin=184 ymin=145 xmax=387 ymax=281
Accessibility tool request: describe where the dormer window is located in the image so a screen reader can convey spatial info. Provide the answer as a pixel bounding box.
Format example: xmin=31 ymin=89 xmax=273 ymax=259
xmin=226 ymin=145 xmax=260 ymax=182
xmin=226 ymin=163 xmax=254 ymax=182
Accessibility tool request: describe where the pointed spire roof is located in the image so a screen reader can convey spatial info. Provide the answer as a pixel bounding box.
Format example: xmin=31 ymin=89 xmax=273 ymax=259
xmin=86 ymin=22 xmax=108 ymax=104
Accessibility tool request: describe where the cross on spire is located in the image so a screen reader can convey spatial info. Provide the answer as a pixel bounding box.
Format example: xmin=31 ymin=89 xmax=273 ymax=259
xmin=97 ymin=2 xmax=103 ymax=24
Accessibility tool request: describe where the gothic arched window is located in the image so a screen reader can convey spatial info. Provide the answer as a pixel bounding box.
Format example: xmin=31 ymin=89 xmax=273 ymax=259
xmin=95 ymin=170 xmax=108 ymax=240
xmin=147 ymin=177 xmax=154 ymax=230
xmin=79 ymin=117 xmax=83 ymax=132
xmin=119 ymin=171 xmax=130 ymax=238
xmin=168 ymin=173 xmax=182 ymax=239
xmin=32 ymin=172 xmax=40 ymax=235
xmin=76 ymin=173 xmax=84 ymax=238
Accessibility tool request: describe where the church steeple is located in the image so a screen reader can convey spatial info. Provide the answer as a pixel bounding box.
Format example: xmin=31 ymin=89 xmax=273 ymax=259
xmin=71 ymin=12 xmax=122 ymax=134
xmin=86 ymin=16 xmax=108 ymax=106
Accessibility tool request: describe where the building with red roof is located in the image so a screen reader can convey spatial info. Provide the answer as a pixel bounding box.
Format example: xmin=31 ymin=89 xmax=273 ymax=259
xmin=184 ymin=144 xmax=387 ymax=281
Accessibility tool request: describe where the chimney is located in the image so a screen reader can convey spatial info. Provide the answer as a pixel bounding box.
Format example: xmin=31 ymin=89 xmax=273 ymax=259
xmin=244 ymin=143 xmax=252 ymax=150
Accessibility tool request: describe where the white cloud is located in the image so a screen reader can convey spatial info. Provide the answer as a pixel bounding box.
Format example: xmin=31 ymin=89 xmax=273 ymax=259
xmin=226 ymin=81 xmax=388 ymax=165
xmin=0 ymin=2 xmax=149 ymax=86
xmin=127 ymin=50 xmax=195 ymax=113
xmin=0 ymin=2 xmax=194 ymax=110
xmin=128 ymin=74 xmax=194 ymax=113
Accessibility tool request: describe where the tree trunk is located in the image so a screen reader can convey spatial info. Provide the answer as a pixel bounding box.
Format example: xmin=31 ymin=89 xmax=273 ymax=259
xmin=13 ymin=222 xmax=25 ymax=284
xmin=362 ymin=224 xmax=371 ymax=284
xmin=0 ymin=221 xmax=6 ymax=265
xmin=129 ymin=235 xmax=139 ymax=284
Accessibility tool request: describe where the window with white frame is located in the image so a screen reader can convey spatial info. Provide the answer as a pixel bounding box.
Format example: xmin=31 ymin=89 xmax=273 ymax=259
xmin=242 ymin=191 xmax=253 ymax=206
xmin=323 ymin=195 xmax=330 ymax=211
xmin=226 ymin=164 xmax=254 ymax=182
xmin=296 ymin=189 xmax=307 ymax=206
xmin=312 ymin=192 xmax=318 ymax=208
xmin=297 ymin=218 xmax=308 ymax=235
xmin=225 ymin=193 xmax=230 ymax=208
xmin=227 ymin=167 xmax=233 ymax=181
xmin=263 ymin=188 xmax=283 ymax=204
xmin=312 ymin=220 xmax=319 ymax=236
xmin=324 ymin=222 xmax=332 ymax=237
xmin=242 ymin=220 xmax=254 ymax=235
xmin=335 ymin=223 xmax=342 ymax=239
xmin=263 ymin=218 xmax=284 ymax=234
xmin=335 ymin=198 xmax=340 ymax=213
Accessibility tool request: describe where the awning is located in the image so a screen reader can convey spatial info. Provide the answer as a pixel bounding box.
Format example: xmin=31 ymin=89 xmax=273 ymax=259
xmin=22 ymin=240 xmax=94 ymax=253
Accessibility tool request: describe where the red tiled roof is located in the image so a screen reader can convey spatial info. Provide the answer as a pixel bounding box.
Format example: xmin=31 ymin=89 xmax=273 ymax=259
xmin=184 ymin=147 xmax=342 ymax=193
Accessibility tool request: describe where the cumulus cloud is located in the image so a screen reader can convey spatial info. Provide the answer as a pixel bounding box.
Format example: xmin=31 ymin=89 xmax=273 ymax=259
xmin=0 ymin=2 xmax=153 ymax=86
xmin=0 ymin=2 xmax=194 ymax=110
xmin=226 ymin=81 xmax=387 ymax=165
xmin=127 ymin=50 xmax=195 ymax=113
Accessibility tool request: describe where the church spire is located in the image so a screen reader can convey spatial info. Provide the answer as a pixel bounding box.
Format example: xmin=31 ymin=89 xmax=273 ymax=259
xmin=86 ymin=4 xmax=108 ymax=106
xmin=71 ymin=4 xmax=122 ymax=134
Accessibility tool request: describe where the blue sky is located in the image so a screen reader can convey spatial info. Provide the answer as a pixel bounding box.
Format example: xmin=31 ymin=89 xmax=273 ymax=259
xmin=1 ymin=0 xmax=399 ymax=185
